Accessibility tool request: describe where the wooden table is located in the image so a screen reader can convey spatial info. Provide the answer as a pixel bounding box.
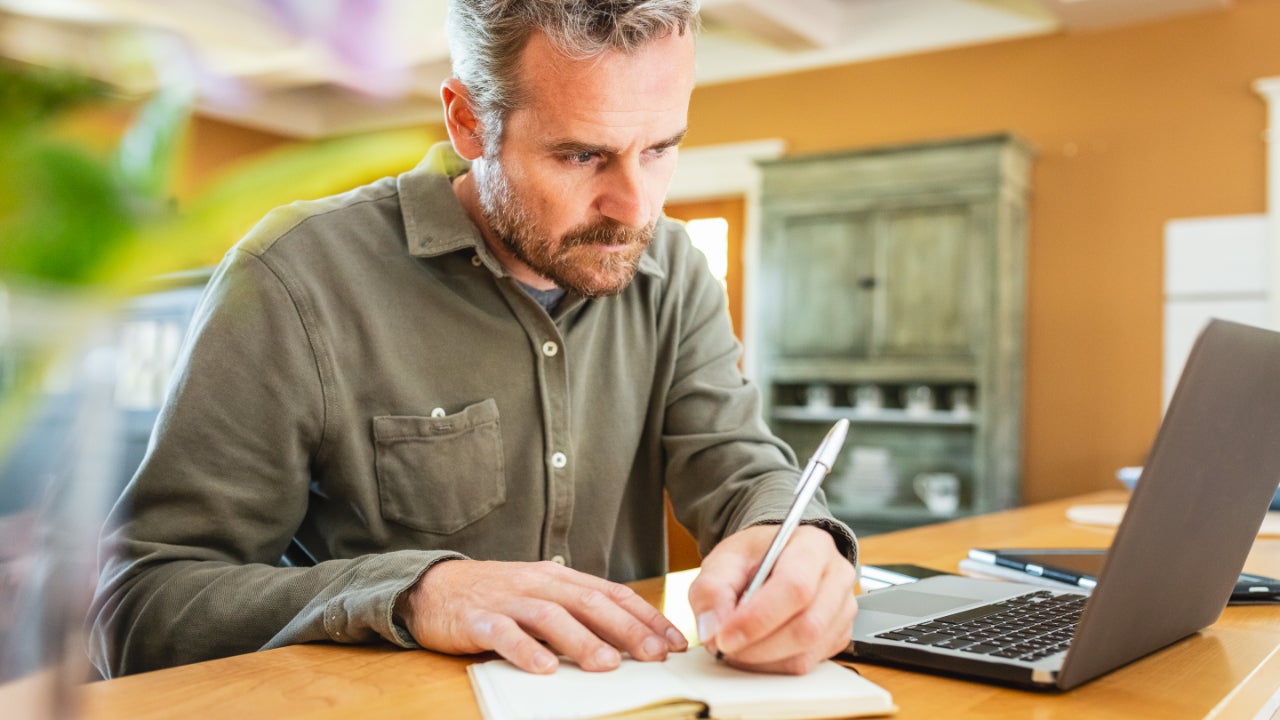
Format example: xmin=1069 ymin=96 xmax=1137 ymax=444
xmin=82 ymin=491 xmax=1280 ymax=719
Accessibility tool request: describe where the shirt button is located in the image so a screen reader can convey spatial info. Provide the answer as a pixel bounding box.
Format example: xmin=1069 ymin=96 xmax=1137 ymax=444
xmin=551 ymin=452 xmax=568 ymax=469
xmin=541 ymin=341 xmax=559 ymax=357
xmin=551 ymin=555 xmax=566 ymax=565
xmin=430 ymin=407 xmax=446 ymax=418
xmin=471 ymin=254 xmax=482 ymax=267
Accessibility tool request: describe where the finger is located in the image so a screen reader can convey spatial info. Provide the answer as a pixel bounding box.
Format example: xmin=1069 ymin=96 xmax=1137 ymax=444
xmin=724 ymin=564 xmax=857 ymax=669
xmin=535 ymin=564 xmax=687 ymax=656
xmin=510 ymin=571 xmax=683 ymax=667
xmin=508 ymin=598 xmax=623 ymax=672
xmin=721 ymin=587 xmax=857 ymax=675
xmin=687 ymin=543 xmax=756 ymax=652
xmin=714 ymin=528 xmax=849 ymax=657
xmin=688 ymin=535 xmax=757 ymax=609
xmin=467 ymin=610 xmax=559 ymax=674
xmin=555 ymin=580 xmax=678 ymax=661
xmin=579 ymin=576 xmax=689 ymax=653
xmin=713 ymin=548 xmax=821 ymax=655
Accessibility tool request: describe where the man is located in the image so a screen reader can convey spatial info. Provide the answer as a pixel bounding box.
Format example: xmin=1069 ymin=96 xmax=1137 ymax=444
xmin=90 ymin=0 xmax=858 ymax=679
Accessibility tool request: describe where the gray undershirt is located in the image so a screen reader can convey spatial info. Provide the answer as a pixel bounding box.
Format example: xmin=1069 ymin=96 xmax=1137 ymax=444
xmin=518 ymin=281 xmax=567 ymax=313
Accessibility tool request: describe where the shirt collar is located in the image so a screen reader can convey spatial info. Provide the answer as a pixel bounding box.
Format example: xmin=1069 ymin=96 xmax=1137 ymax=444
xmin=396 ymin=142 xmax=664 ymax=281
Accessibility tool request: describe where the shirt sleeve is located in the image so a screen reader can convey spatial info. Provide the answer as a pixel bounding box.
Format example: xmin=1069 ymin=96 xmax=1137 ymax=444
xmin=88 ymin=249 xmax=462 ymax=677
xmin=656 ymin=225 xmax=857 ymax=564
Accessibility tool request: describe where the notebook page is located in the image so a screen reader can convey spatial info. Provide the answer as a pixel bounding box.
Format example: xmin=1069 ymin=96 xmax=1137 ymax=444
xmin=662 ymin=651 xmax=896 ymax=719
xmin=468 ymin=657 xmax=702 ymax=720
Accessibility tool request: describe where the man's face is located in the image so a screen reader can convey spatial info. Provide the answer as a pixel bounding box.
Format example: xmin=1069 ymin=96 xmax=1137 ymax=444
xmin=472 ymin=30 xmax=696 ymax=298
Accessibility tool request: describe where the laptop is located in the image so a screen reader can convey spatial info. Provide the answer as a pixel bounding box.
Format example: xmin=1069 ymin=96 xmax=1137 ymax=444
xmin=844 ymin=318 xmax=1280 ymax=690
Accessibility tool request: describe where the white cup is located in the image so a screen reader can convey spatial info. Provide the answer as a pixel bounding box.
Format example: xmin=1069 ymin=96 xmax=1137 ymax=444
xmin=914 ymin=472 xmax=960 ymax=515
xmin=903 ymin=384 xmax=934 ymax=416
xmin=950 ymin=386 xmax=973 ymax=418
xmin=803 ymin=383 xmax=834 ymax=410
xmin=853 ymin=384 xmax=883 ymax=413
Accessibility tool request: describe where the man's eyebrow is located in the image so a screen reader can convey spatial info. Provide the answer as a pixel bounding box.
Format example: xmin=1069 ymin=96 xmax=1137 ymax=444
xmin=545 ymin=128 xmax=688 ymax=156
xmin=650 ymin=128 xmax=688 ymax=150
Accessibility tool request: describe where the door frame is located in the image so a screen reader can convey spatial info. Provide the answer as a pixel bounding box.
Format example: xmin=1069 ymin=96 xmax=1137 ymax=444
xmin=666 ymin=139 xmax=785 ymax=380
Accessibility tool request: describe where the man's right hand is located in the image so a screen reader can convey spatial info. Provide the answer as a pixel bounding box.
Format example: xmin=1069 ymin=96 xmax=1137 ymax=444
xmin=395 ymin=559 xmax=688 ymax=673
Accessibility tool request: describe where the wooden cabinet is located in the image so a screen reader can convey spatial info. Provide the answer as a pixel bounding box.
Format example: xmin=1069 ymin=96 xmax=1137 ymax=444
xmin=755 ymin=135 xmax=1031 ymax=535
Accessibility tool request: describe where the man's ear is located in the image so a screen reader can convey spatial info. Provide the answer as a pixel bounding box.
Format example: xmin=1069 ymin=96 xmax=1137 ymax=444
xmin=441 ymin=78 xmax=486 ymax=161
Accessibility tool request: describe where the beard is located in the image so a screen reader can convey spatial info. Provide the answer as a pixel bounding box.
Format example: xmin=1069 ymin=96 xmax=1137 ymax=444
xmin=474 ymin=159 xmax=655 ymax=299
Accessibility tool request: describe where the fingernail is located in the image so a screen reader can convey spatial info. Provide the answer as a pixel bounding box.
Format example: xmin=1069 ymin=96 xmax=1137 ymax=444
xmin=696 ymin=612 xmax=719 ymax=643
xmin=642 ymin=636 xmax=665 ymax=659
xmin=666 ymin=628 xmax=688 ymax=650
xmin=594 ymin=646 xmax=620 ymax=669
xmin=533 ymin=652 xmax=557 ymax=673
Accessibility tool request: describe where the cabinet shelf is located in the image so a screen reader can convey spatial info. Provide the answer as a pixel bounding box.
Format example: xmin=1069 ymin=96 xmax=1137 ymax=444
xmin=829 ymin=504 xmax=971 ymax=536
xmin=772 ymin=360 xmax=976 ymax=385
xmin=830 ymin=504 xmax=968 ymax=524
xmin=773 ymin=405 xmax=976 ymax=427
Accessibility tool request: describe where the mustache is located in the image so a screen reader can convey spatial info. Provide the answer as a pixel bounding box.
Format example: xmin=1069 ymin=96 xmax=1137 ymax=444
xmin=560 ymin=219 xmax=656 ymax=249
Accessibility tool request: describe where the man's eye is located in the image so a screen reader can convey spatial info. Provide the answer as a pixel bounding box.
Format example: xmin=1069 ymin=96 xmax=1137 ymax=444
xmin=566 ymin=152 xmax=596 ymax=165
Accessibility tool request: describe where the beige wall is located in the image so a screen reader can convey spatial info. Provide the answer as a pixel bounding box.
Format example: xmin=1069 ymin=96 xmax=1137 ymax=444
xmin=685 ymin=0 xmax=1280 ymax=503
xmin=175 ymin=116 xmax=297 ymax=199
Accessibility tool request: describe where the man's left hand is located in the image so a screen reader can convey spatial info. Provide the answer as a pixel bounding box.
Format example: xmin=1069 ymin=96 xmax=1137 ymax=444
xmin=687 ymin=525 xmax=857 ymax=675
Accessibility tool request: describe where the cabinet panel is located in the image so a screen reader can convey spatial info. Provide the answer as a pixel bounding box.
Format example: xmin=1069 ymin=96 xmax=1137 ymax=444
xmin=772 ymin=212 xmax=876 ymax=357
xmin=874 ymin=204 xmax=980 ymax=359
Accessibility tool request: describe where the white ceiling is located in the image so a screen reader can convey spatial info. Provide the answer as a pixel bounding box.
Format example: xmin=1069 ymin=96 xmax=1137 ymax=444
xmin=0 ymin=0 xmax=1230 ymax=138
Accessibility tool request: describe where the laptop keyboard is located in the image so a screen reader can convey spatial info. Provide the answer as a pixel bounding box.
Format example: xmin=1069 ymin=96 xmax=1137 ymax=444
xmin=873 ymin=589 xmax=1088 ymax=662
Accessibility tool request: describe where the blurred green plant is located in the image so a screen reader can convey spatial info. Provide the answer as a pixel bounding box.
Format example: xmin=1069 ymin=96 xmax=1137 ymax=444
xmin=0 ymin=59 xmax=436 ymax=459
xmin=0 ymin=65 xmax=128 ymax=285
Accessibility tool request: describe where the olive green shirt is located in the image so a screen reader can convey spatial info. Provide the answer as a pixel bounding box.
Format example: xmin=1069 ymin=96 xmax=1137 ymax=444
xmin=90 ymin=145 xmax=856 ymax=677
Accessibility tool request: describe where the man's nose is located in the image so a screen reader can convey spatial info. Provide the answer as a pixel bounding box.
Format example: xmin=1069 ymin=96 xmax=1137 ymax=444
xmin=597 ymin=160 xmax=651 ymax=229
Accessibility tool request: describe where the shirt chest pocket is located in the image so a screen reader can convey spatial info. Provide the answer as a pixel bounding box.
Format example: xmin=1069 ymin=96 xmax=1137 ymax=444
xmin=372 ymin=399 xmax=506 ymax=535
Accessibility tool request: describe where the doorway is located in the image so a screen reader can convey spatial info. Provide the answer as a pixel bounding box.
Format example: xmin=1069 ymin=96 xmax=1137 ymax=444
xmin=661 ymin=196 xmax=746 ymax=571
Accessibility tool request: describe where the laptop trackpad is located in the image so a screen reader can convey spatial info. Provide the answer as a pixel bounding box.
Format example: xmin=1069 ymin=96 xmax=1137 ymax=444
xmin=852 ymin=576 xmax=1033 ymax=636
xmin=858 ymin=589 xmax=976 ymax=617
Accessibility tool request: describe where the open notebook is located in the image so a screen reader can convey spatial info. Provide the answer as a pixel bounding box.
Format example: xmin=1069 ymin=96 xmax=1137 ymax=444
xmin=468 ymin=650 xmax=896 ymax=720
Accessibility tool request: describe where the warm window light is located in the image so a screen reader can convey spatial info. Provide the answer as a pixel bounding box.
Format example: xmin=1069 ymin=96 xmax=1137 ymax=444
xmin=685 ymin=217 xmax=729 ymax=290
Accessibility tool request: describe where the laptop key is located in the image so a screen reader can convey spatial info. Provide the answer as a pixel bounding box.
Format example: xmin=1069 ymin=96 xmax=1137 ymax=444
xmin=907 ymin=633 xmax=955 ymax=645
xmin=959 ymin=643 xmax=1003 ymax=654
xmin=936 ymin=606 xmax=1008 ymax=624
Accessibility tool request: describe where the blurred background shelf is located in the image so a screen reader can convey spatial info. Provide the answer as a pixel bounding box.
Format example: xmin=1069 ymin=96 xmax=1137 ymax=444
xmin=830 ymin=504 xmax=972 ymax=535
xmin=773 ymin=405 xmax=976 ymax=427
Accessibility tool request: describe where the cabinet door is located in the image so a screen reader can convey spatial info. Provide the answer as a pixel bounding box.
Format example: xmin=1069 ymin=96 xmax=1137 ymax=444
xmin=768 ymin=211 xmax=876 ymax=358
xmin=874 ymin=204 xmax=982 ymax=359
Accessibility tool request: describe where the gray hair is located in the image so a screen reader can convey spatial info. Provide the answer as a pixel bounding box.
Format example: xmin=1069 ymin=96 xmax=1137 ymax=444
xmin=446 ymin=0 xmax=700 ymax=150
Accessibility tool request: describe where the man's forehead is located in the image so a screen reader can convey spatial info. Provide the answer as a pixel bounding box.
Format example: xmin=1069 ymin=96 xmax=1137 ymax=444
xmin=508 ymin=30 xmax=696 ymax=143
xmin=516 ymin=29 xmax=696 ymax=104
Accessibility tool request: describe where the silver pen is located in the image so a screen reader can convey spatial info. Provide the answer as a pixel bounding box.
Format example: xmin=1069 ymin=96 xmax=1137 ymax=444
xmin=739 ymin=418 xmax=851 ymax=604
